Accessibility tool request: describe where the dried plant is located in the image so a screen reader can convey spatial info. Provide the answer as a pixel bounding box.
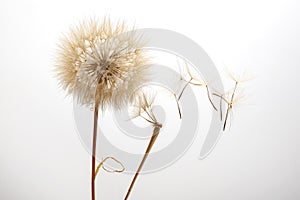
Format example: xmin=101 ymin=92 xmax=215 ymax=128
xmin=55 ymin=18 xmax=150 ymax=200
xmin=174 ymin=60 xmax=217 ymax=118
xmin=123 ymin=65 xmax=250 ymax=199
xmin=174 ymin=61 xmax=251 ymax=132
xmin=213 ymin=70 xmax=250 ymax=130
xmin=55 ymin=17 xmax=150 ymax=110
xmin=55 ymin=17 xmax=250 ymax=199
xmin=95 ymin=156 xmax=125 ymax=176
xmin=124 ymin=91 xmax=162 ymax=200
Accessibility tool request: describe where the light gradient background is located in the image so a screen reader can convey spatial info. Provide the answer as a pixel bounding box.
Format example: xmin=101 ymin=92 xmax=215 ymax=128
xmin=0 ymin=0 xmax=299 ymax=199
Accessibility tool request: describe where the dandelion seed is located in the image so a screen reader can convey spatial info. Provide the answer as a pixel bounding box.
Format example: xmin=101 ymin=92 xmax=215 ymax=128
xmin=175 ymin=59 xmax=218 ymax=116
xmin=213 ymin=72 xmax=249 ymax=131
xmin=124 ymin=90 xmax=162 ymax=200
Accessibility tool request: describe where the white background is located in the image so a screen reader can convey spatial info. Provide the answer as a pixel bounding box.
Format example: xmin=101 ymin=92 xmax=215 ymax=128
xmin=0 ymin=0 xmax=299 ymax=199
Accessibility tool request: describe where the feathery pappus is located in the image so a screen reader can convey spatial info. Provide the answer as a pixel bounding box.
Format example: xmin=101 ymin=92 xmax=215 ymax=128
xmin=55 ymin=18 xmax=150 ymax=110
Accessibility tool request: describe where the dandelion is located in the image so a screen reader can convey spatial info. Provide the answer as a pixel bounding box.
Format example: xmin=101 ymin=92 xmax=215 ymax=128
xmin=55 ymin=17 xmax=150 ymax=200
xmin=124 ymin=91 xmax=162 ymax=200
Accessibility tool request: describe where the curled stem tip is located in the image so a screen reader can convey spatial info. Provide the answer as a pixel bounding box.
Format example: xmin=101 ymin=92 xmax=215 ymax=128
xmin=95 ymin=156 xmax=125 ymax=178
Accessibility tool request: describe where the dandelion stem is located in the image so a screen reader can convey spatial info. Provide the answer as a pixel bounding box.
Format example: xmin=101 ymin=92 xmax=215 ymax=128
xmin=124 ymin=125 xmax=161 ymax=200
xmin=91 ymin=103 xmax=99 ymax=200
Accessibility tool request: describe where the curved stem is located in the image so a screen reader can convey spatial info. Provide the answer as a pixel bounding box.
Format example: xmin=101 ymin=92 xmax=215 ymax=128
xmin=124 ymin=126 xmax=161 ymax=200
xmin=91 ymin=103 xmax=99 ymax=200
xmin=205 ymin=85 xmax=218 ymax=111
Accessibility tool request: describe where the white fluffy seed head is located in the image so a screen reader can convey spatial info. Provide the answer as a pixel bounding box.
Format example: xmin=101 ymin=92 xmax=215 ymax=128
xmin=55 ymin=18 xmax=151 ymax=110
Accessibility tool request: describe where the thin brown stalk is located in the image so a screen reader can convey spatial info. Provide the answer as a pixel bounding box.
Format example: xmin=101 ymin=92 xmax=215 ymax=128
xmin=205 ymin=85 xmax=218 ymax=111
xmin=223 ymin=81 xmax=238 ymax=130
xmin=124 ymin=124 xmax=162 ymax=200
xmin=213 ymin=93 xmax=231 ymax=130
xmin=189 ymin=82 xmax=217 ymax=111
xmin=230 ymin=81 xmax=238 ymax=104
xmin=178 ymin=78 xmax=192 ymax=101
xmin=213 ymin=81 xmax=239 ymax=131
xmin=174 ymin=78 xmax=193 ymax=119
xmin=91 ymin=103 xmax=99 ymax=200
xmin=219 ymin=94 xmax=223 ymax=120
xmin=173 ymin=93 xmax=182 ymax=119
xmin=223 ymin=105 xmax=230 ymax=131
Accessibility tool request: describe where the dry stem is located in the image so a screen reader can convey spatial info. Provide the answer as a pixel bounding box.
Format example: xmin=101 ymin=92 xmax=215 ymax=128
xmin=124 ymin=123 xmax=162 ymax=200
xmin=91 ymin=103 xmax=99 ymax=200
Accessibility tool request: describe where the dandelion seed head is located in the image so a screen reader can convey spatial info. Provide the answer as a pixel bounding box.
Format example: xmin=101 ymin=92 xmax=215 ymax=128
xmin=55 ymin=18 xmax=150 ymax=110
